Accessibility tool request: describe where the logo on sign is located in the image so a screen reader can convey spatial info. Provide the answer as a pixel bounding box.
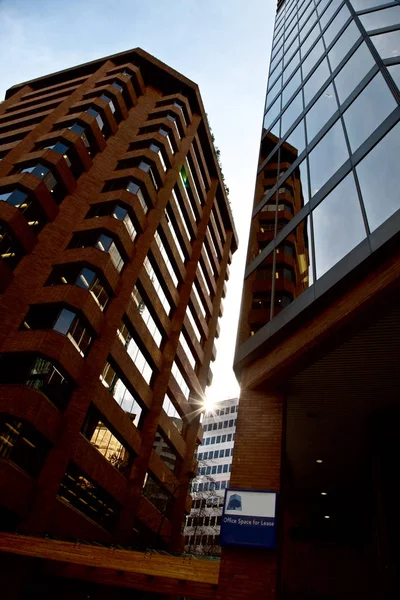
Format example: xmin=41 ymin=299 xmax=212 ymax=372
xmin=227 ymin=493 xmax=242 ymax=511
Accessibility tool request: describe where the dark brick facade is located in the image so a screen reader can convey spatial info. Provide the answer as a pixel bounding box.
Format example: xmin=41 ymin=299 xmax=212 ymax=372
xmin=0 ymin=48 xmax=237 ymax=554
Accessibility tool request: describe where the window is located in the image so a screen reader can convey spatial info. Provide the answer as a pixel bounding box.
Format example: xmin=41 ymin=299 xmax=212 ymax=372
xmin=138 ymin=160 xmax=159 ymax=190
xmin=0 ymin=223 xmax=23 ymax=270
xmin=23 ymin=306 xmax=92 ymax=358
xmin=167 ymin=113 xmax=181 ymax=139
xmin=88 ymin=202 xmax=137 ymax=241
xmin=0 ymin=415 xmax=50 ymax=478
xmin=82 ymin=406 xmax=133 ymax=476
xmin=58 ymin=462 xmax=120 ymax=530
xmin=43 ymin=141 xmax=71 ymax=166
xmin=99 ymin=94 xmax=116 ymax=114
xmin=100 ymin=361 xmax=144 ymax=428
xmin=117 ymin=320 xmax=154 ymax=384
xmin=126 ymin=180 xmax=148 ymax=212
xmin=132 ymin=285 xmax=163 ymax=347
xmin=47 ymin=265 xmax=110 ymax=311
xmin=53 ymin=308 xmax=92 ymax=356
xmin=69 ymin=122 xmax=91 ymax=150
xmin=149 ymin=143 xmax=167 ymax=172
xmin=159 ymin=127 xmax=175 ymax=155
xmin=223 ymin=464 xmax=228 ymax=473
xmin=112 ymin=81 xmax=124 ymax=93
xmin=69 ymin=231 xmax=125 ymax=273
xmin=87 ymin=107 xmax=104 ymax=131
xmin=225 ymin=448 xmax=230 ymax=457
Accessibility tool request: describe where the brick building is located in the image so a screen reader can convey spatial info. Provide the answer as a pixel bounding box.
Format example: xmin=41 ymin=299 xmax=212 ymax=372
xmin=219 ymin=0 xmax=400 ymax=598
xmin=0 ymin=47 xmax=237 ymax=596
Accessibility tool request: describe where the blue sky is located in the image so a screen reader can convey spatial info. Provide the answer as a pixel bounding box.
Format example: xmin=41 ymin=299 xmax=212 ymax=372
xmin=0 ymin=0 xmax=276 ymax=403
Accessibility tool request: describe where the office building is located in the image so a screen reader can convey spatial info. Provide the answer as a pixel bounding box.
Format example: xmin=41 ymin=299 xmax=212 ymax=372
xmin=219 ymin=0 xmax=400 ymax=599
xmin=0 ymin=47 xmax=237 ymax=597
xmin=184 ymin=396 xmax=238 ymax=555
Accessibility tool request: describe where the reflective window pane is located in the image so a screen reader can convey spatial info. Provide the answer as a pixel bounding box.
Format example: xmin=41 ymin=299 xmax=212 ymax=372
xmin=388 ymin=64 xmax=400 ymax=91
xmin=283 ymin=68 xmax=302 ymax=107
xmin=350 ymin=0 xmax=392 ymax=12
xmin=343 ymin=73 xmax=397 ymax=153
xmin=304 ymin=58 xmax=330 ymax=106
xmin=273 ymin=216 xmax=314 ymax=316
xmin=371 ymin=30 xmax=400 ymax=60
xmin=334 ymin=42 xmax=375 ymax=104
xmin=323 ymin=5 xmax=351 ymax=47
xmin=313 ymin=172 xmax=366 ymax=278
xmin=283 ymin=51 xmax=300 ymax=85
xmin=301 ymin=22 xmax=320 ymax=51
xmin=266 ymin=77 xmax=282 ymax=110
xmin=285 ymin=119 xmax=306 ymax=157
xmin=284 ymin=26 xmax=298 ymax=53
xmin=264 ymin=96 xmax=281 ymax=131
xmin=270 ymin=60 xmax=283 ymax=86
xmin=309 ymin=119 xmax=349 ymax=196
xmin=270 ymin=46 xmax=284 ymax=73
xmin=328 ymin=22 xmax=361 ymax=71
xmin=54 ymin=309 xmax=75 ymax=335
xmin=279 ymin=158 xmax=309 ymax=207
xmin=359 ymin=6 xmax=400 ymax=31
xmin=316 ymin=0 xmax=331 ymax=18
xmin=320 ymin=0 xmax=341 ymax=29
xmin=306 ymin=83 xmax=338 ymax=142
xmin=356 ymin=123 xmax=400 ymax=232
xmin=299 ymin=7 xmax=316 ymax=33
xmin=281 ymin=90 xmax=304 ymax=137
xmin=302 ymin=40 xmax=325 ymax=79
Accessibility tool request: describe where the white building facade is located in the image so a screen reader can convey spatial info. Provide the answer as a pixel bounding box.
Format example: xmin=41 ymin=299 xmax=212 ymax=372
xmin=184 ymin=396 xmax=238 ymax=555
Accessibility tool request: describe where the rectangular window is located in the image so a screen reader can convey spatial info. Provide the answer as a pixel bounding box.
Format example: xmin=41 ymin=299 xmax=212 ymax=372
xmin=117 ymin=320 xmax=153 ymax=385
xmin=82 ymin=407 xmax=133 ymax=476
xmin=0 ymin=415 xmax=50 ymax=477
xmin=131 ymin=285 xmax=163 ymax=347
xmin=100 ymin=361 xmax=143 ymax=428
xmin=126 ymin=180 xmax=148 ymax=213
xmin=143 ymin=256 xmax=171 ymax=315
xmin=58 ymin=462 xmax=120 ymax=531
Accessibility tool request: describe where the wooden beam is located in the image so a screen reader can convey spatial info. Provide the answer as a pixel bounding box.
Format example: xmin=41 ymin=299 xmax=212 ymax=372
xmin=0 ymin=533 xmax=219 ymax=599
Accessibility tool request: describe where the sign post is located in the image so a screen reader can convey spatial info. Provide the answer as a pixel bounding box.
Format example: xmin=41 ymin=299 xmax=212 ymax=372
xmin=220 ymin=488 xmax=278 ymax=549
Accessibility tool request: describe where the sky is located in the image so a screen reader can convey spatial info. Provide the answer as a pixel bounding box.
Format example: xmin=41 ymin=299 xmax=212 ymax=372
xmin=0 ymin=0 xmax=276 ymax=404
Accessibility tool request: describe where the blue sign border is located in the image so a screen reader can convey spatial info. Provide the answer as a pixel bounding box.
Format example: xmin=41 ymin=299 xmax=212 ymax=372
xmin=220 ymin=488 xmax=278 ymax=550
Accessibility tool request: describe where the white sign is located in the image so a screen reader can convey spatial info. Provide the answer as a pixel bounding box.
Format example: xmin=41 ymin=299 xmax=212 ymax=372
xmin=224 ymin=489 xmax=276 ymax=518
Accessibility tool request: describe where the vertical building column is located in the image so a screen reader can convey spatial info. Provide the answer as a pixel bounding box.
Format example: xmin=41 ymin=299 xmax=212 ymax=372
xmin=218 ymin=380 xmax=284 ymax=600
xmin=197 ymin=230 xmax=233 ymax=389
xmin=115 ymin=179 xmax=219 ymax=544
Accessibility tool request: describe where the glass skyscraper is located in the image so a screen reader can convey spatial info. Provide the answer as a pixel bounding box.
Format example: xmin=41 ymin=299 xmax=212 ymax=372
xmin=238 ymin=0 xmax=400 ymax=351
xmin=223 ymin=2 xmax=400 ymax=599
